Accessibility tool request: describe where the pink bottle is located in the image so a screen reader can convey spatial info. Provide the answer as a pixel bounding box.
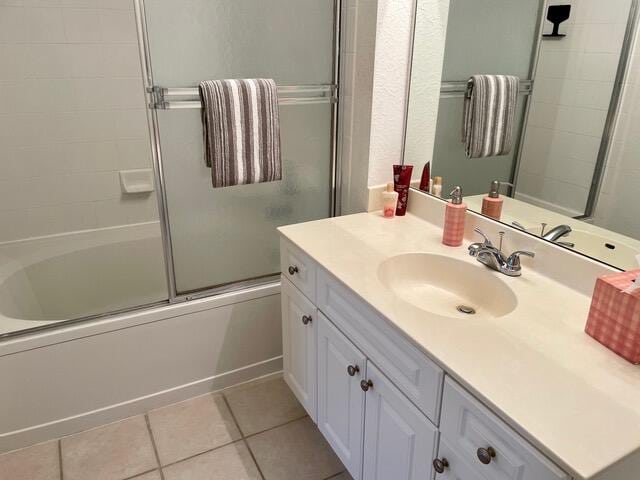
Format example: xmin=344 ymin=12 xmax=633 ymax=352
xmin=442 ymin=186 xmax=467 ymax=247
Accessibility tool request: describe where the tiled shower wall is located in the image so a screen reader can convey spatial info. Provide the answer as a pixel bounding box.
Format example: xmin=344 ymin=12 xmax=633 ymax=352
xmin=593 ymin=19 xmax=640 ymax=239
xmin=516 ymin=0 xmax=630 ymax=217
xmin=0 ymin=0 xmax=158 ymax=243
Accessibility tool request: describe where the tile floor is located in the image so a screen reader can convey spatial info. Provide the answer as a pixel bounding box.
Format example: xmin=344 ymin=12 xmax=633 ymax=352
xmin=0 ymin=374 xmax=353 ymax=480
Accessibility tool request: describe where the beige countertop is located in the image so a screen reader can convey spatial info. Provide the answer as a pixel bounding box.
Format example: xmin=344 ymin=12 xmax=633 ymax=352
xmin=279 ymin=212 xmax=640 ymax=480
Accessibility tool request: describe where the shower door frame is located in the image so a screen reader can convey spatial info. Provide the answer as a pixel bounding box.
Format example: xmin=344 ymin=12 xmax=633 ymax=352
xmin=134 ymin=0 xmax=343 ymax=304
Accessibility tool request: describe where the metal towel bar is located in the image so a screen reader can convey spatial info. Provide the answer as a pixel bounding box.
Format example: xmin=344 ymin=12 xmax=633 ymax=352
xmin=440 ymin=80 xmax=533 ymax=98
xmin=149 ymin=84 xmax=338 ymax=110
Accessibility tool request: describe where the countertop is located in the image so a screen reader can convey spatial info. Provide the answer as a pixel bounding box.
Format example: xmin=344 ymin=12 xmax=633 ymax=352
xmin=279 ymin=212 xmax=640 ymax=480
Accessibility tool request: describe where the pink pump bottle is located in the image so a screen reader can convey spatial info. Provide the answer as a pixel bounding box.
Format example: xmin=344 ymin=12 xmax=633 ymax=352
xmin=442 ymin=186 xmax=467 ymax=247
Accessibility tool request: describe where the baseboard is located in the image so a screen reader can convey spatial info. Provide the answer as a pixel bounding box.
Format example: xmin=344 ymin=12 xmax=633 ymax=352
xmin=0 ymin=356 xmax=282 ymax=453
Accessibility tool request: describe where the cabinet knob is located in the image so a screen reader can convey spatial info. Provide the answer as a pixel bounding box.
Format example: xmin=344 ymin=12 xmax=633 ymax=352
xmin=433 ymin=458 xmax=449 ymax=474
xmin=301 ymin=315 xmax=312 ymax=325
xmin=288 ymin=265 xmax=299 ymax=275
xmin=476 ymin=447 xmax=496 ymax=465
xmin=360 ymin=379 xmax=373 ymax=392
xmin=347 ymin=365 xmax=360 ymax=377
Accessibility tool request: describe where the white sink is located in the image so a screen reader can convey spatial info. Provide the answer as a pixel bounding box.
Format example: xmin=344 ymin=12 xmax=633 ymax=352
xmin=377 ymin=253 xmax=518 ymax=320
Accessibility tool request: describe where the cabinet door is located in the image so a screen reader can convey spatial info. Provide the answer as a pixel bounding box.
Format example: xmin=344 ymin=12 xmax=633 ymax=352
xmin=362 ymin=363 xmax=438 ymax=480
xmin=317 ymin=313 xmax=366 ymax=480
xmin=281 ymin=277 xmax=317 ymax=421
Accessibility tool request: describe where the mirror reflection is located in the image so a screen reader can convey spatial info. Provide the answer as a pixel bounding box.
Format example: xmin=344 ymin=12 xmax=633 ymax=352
xmin=405 ymin=0 xmax=640 ymax=270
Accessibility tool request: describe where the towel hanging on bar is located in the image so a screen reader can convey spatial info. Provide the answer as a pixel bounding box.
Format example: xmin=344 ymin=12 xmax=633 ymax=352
xmin=199 ymin=79 xmax=282 ymax=188
xmin=462 ymin=75 xmax=520 ymax=159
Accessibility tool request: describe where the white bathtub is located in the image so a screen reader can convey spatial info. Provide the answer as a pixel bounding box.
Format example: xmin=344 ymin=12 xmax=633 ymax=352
xmin=0 ymin=222 xmax=168 ymax=336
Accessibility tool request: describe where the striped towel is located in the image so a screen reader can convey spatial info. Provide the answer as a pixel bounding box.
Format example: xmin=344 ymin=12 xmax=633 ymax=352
xmin=462 ymin=75 xmax=520 ymax=158
xmin=199 ymin=79 xmax=282 ymax=188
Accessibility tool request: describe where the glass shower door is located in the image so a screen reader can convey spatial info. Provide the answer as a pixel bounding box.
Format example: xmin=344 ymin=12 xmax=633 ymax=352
xmin=141 ymin=0 xmax=337 ymax=294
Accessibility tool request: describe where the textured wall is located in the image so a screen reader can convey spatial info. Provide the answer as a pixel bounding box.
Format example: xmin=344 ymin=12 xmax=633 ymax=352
xmin=367 ymin=0 xmax=449 ymax=187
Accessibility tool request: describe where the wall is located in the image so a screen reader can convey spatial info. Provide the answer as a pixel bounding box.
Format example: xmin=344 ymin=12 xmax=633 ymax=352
xmin=367 ymin=0 xmax=449 ymax=187
xmin=516 ymin=0 xmax=631 ymax=217
xmin=339 ymin=0 xmax=378 ymax=214
xmin=593 ymin=13 xmax=640 ymax=240
xmin=0 ymin=1 xmax=158 ymax=243
xmin=403 ymin=0 xmax=450 ymax=183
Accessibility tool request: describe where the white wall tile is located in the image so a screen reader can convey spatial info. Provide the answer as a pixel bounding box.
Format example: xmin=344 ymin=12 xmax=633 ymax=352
xmin=0 ymin=2 xmax=157 ymax=241
xmin=63 ymin=8 xmax=102 ymax=43
xmin=25 ymin=7 xmax=66 ymax=43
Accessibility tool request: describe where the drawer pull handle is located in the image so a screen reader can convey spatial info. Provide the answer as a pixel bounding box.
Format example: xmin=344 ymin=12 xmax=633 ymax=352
xmin=360 ymin=379 xmax=373 ymax=392
xmin=477 ymin=447 xmax=496 ymax=465
xmin=433 ymin=458 xmax=449 ymax=474
xmin=301 ymin=315 xmax=312 ymax=325
xmin=347 ymin=365 xmax=360 ymax=376
xmin=288 ymin=265 xmax=299 ymax=275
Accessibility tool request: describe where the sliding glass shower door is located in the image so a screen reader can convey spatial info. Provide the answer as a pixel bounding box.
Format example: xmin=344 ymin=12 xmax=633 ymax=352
xmin=140 ymin=0 xmax=338 ymax=294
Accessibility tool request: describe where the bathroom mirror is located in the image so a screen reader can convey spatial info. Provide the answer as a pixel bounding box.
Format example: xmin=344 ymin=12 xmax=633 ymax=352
xmin=404 ymin=0 xmax=640 ymax=271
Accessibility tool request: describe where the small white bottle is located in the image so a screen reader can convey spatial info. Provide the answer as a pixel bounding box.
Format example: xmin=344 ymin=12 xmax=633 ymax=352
xmin=382 ymin=182 xmax=399 ymax=218
xmin=432 ymin=176 xmax=443 ymax=197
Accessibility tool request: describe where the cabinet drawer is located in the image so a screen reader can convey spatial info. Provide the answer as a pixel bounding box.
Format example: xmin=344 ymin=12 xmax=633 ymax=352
xmin=440 ymin=378 xmax=569 ymax=480
xmin=436 ymin=437 xmax=485 ymax=480
xmin=317 ymin=268 xmax=444 ymax=424
xmin=280 ymin=238 xmax=316 ymax=303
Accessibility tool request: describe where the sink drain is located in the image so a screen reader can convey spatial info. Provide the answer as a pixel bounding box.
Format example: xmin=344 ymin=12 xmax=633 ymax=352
xmin=456 ymin=305 xmax=476 ymax=315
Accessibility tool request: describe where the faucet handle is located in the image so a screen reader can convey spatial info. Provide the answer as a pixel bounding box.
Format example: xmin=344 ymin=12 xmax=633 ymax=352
xmin=473 ymin=227 xmax=493 ymax=247
xmin=505 ymin=251 xmax=536 ymax=273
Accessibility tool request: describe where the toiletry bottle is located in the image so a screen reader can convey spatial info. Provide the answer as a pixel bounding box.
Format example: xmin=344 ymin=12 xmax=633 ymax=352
xmin=481 ymin=180 xmax=513 ymax=220
xmin=419 ymin=162 xmax=431 ymax=192
xmin=393 ymin=164 xmax=413 ymax=216
xmin=432 ymin=176 xmax=443 ymax=197
xmin=382 ymin=182 xmax=399 ymax=218
xmin=442 ymin=186 xmax=467 ymax=247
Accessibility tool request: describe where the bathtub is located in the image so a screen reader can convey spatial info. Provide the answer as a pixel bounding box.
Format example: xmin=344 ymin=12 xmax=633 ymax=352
xmin=0 ymin=222 xmax=283 ymax=452
xmin=0 ymin=222 xmax=168 ymax=337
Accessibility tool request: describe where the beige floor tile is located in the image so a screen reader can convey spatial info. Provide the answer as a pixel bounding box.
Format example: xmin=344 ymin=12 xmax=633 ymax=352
xmin=246 ymin=417 xmax=343 ymax=480
xmin=60 ymin=415 xmax=157 ymax=480
xmin=148 ymin=393 xmax=241 ymax=466
xmin=328 ymin=473 xmax=353 ymax=480
xmin=162 ymin=441 xmax=261 ymax=480
xmin=130 ymin=471 xmax=162 ymax=480
xmin=0 ymin=441 xmax=60 ymax=480
xmin=224 ymin=375 xmax=306 ymax=435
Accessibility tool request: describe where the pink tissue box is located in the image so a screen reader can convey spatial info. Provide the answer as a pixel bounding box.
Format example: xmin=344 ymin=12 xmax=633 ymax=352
xmin=585 ymin=269 xmax=640 ymax=364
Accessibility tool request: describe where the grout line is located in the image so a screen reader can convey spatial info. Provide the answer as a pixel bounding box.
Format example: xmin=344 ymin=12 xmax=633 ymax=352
xmin=221 ymin=395 xmax=267 ymax=480
xmin=57 ymin=440 xmax=64 ymax=480
xmin=220 ymin=392 xmax=246 ymax=438
xmin=243 ymin=414 xmax=309 ymax=440
xmin=123 ymin=468 xmax=160 ymax=480
xmin=144 ymin=414 xmax=166 ymax=480
xmin=156 ymin=440 xmax=236 ymax=470
xmin=323 ymin=473 xmax=348 ymax=480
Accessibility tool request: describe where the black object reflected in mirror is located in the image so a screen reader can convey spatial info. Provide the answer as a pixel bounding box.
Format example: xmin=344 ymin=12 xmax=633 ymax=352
xmin=544 ymin=4 xmax=571 ymax=38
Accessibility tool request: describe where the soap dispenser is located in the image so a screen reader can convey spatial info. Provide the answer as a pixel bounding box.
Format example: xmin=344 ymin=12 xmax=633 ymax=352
xmin=482 ymin=180 xmax=512 ymax=221
xmin=442 ymin=186 xmax=467 ymax=247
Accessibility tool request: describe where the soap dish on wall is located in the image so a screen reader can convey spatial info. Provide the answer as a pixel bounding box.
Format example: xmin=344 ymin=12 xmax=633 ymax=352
xmin=120 ymin=169 xmax=155 ymax=194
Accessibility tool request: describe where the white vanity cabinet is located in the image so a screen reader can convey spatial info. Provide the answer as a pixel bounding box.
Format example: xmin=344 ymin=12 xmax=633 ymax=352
xmin=280 ymin=238 xmax=571 ymax=480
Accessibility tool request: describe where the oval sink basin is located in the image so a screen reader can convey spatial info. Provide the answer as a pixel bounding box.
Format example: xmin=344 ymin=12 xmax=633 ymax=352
xmin=377 ymin=253 xmax=518 ymax=320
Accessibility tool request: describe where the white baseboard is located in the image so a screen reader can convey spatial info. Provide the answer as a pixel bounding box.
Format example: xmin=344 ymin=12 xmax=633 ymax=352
xmin=1 ymin=356 xmax=282 ymax=453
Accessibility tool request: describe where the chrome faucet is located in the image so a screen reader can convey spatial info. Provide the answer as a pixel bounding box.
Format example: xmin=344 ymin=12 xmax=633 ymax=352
xmin=542 ymin=224 xmax=572 ymax=242
xmin=468 ymin=228 xmax=535 ymax=277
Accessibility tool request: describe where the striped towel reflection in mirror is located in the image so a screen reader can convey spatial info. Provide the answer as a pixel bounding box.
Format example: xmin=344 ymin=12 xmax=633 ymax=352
xmin=199 ymin=79 xmax=282 ymax=188
xmin=462 ymin=75 xmax=520 ymax=159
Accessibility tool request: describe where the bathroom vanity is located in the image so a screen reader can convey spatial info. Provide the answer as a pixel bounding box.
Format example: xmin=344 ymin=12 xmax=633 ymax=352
xmin=278 ymin=199 xmax=640 ymax=480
